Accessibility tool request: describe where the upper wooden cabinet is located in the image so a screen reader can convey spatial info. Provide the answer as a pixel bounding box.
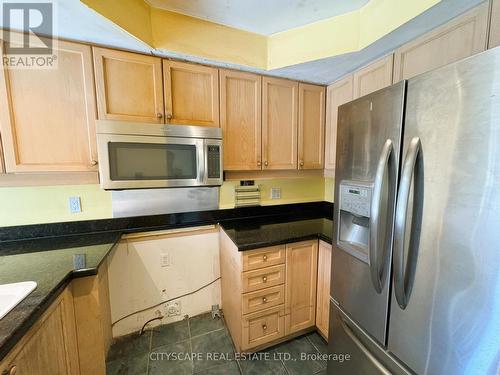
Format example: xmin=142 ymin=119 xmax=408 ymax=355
xmin=490 ymin=0 xmax=500 ymax=49
xmin=0 ymin=40 xmax=98 ymax=173
xmin=220 ymin=69 xmax=262 ymax=170
xmin=164 ymin=61 xmax=219 ymax=127
xmin=298 ymin=83 xmax=325 ymax=170
xmin=285 ymin=240 xmax=318 ymax=335
xmin=353 ymin=54 xmax=394 ymax=99
xmin=393 ymin=2 xmax=489 ymax=82
xmin=324 ymin=76 xmax=353 ymax=173
xmin=93 ymin=47 xmax=164 ymax=123
xmin=316 ymin=240 xmax=332 ymax=339
xmin=262 ymin=77 xmax=298 ymax=170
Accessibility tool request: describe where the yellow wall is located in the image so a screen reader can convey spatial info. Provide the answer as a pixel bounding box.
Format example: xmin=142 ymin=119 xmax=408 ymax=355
xmin=324 ymin=177 xmax=334 ymax=203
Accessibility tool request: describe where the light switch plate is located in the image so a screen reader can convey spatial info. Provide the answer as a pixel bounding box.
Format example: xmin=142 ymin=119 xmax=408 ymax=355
xmin=69 ymin=197 xmax=81 ymax=213
xmin=270 ymin=187 xmax=281 ymax=199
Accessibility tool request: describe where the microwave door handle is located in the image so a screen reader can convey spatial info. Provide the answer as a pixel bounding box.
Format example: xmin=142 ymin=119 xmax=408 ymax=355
xmin=198 ymin=141 xmax=207 ymax=184
xmin=369 ymin=139 xmax=394 ymax=294
xmin=394 ymin=137 xmax=421 ymax=309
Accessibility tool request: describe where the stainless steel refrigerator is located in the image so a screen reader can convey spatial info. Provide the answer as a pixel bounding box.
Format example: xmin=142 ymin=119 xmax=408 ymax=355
xmin=328 ymin=47 xmax=500 ymax=375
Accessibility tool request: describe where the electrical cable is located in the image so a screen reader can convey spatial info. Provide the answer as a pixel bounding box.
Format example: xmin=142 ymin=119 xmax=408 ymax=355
xmin=111 ymin=277 xmax=221 ymax=327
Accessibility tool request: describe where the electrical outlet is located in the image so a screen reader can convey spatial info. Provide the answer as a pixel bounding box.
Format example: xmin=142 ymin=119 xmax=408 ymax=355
xmin=69 ymin=197 xmax=81 ymax=213
xmin=165 ymin=300 xmax=181 ymax=317
xmin=270 ymin=187 xmax=281 ymax=199
xmin=160 ymin=252 xmax=170 ymax=267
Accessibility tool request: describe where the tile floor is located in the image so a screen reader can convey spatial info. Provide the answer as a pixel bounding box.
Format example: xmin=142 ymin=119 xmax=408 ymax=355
xmin=107 ymin=312 xmax=328 ymax=375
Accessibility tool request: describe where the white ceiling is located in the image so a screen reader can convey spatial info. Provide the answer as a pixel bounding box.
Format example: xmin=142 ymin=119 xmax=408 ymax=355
xmin=146 ymin=0 xmax=370 ymax=35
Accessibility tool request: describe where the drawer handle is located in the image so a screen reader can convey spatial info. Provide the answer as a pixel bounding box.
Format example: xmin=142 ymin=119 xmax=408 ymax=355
xmin=262 ymin=276 xmax=268 ymax=283
xmin=3 ymin=365 xmax=17 ymax=375
xmin=262 ymin=296 xmax=268 ymax=303
xmin=262 ymin=323 xmax=267 ymax=331
xmin=263 ymin=255 xmax=268 ymax=261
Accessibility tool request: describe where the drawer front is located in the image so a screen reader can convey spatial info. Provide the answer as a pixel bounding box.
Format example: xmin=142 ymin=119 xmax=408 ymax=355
xmin=242 ymin=285 xmax=285 ymax=315
xmin=242 ymin=245 xmax=286 ymax=271
xmin=241 ymin=306 xmax=285 ymax=351
xmin=242 ymin=264 xmax=285 ymax=293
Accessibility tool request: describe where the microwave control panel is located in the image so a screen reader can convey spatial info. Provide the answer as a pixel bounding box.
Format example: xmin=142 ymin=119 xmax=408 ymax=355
xmin=339 ymin=182 xmax=372 ymax=218
xmin=207 ymin=145 xmax=221 ymax=178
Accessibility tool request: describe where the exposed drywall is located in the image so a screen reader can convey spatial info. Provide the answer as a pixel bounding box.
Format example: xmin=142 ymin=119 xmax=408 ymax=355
xmin=107 ymin=229 xmax=221 ymax=337
xmin=0 ymin=185 xmax=112 ymax=227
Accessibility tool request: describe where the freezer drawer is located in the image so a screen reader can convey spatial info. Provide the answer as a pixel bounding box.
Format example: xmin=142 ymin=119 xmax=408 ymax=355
xmin=327 ymin=300 xmax=409 ymax=375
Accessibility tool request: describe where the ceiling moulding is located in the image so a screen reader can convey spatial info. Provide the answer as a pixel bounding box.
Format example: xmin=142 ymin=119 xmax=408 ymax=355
xmin=81 ymin=0 xmax=442 ymax=70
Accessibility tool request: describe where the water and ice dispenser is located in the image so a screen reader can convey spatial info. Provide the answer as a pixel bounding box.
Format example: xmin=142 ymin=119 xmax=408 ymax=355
xmin=338 ymin=181 xmax=372 ymax=262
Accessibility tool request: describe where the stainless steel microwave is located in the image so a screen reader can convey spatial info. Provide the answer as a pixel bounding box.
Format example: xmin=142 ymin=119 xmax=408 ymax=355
xmin=96 ymin=121 xmax=223 ymax=190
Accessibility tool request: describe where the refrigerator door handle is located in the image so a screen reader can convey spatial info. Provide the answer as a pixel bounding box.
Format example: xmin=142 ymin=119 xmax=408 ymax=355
xmin=394 ymin=137 xmax=421 ymax=309
xmin=340 ymin=317 xmax=392 ymax=375
xmin=369 ymin=139 xmax=395 ymax=293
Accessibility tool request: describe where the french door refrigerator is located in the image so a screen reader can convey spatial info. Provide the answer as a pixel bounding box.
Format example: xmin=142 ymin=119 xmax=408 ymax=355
xmin=328 ymin=47 xmax=500 ymax=375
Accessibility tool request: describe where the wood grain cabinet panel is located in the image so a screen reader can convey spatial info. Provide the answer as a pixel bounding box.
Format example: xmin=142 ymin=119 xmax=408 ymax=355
xmin=220 ymin=70 xmax=262 ymax=170
xmin=285 ymin=240 xmax=318 ymax=335
xmin=393 ymin=2 xmax=489 ymax=81
xmin=262 ymin=77 xmax=298 ymax=170
xmin=93 ymin=47 xmax=164 ymax=123
xmin=490 ymin=0 xmax=500 ymax=49
xmin=353 ymin=54 xmax=394 ymax=99
xmin=0 ymin=39 xmax=98 ymax=173
xmin=316 ymin=240 xmax=332 ymax=339
xmin=164 ymin=61 xmax=219 ymax=127
xmin=324 ymin=76 xmax=353 ymax=174
xmin=298 ymin=83 xmax=325 ymax=170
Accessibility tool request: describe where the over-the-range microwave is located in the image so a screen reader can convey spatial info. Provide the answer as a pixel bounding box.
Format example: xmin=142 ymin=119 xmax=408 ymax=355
xmin=96 ymin=120 xmax=223 ymax=190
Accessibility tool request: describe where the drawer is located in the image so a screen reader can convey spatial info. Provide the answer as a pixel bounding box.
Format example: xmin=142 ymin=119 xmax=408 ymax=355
xmin=242 ymin=264 xmax=285 ymax=293
xmin=242 ymin=245 xmax=286 ymax=271
xmin=242 ymin=285 xmax=285 ymax=315
xmin=241 ymin=306 xmax=285 ymax=351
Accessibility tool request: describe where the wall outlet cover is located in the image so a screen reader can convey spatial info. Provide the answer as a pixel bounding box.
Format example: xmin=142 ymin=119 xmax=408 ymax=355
xmin=160 ymin=252 xmax=170 ymax=267
xmin=270 ymin=187 xmax=281 ymax=199
xmin=166 ymin=301 xmax=181 ymax=317
xmin=68 ymin=197 xmax=81 ymax=213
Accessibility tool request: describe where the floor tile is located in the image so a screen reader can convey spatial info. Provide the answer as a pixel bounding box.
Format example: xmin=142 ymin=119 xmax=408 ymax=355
xmin=107 ymin=331 xmax=151 ymax=362
xmin=189 ymin=312 xmax=225 ymax=337
xmin=106 ymin=352 xmax=148 ymax=375
xmin=148 ymin=340 xmax=193 ymax=375
xmin=238 ymin=351 xmax=287 ymax=375
xmin=307 ymin=332 xmax=328 ymax=355
xmin=191 ymin=329 xmax=235 ymax=373
xmin=272 ymin=336 xmax=325 ymax=375
xmin=198 ymin=361 xmax=241 ymax=374
xmin=151 ymin=319 xmax=190 ymax=349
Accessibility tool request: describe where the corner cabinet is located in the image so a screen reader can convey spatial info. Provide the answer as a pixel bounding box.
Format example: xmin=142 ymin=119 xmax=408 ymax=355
xmin=220 ymin=70 xmax=262 ymax=170
xmin=93 ymin=47 xmax=164 ymax=123
xmin=262 ymin=77 xmax=298 ymax=170
xmin=0 ymin=39 xmax=98 ymax=173
xmin=490 ymin=0 xmax=500 ymax=49
xmin=316 ymin=240 xmax=332 ymax=339
xmin=353 ymin=54 xmax=394 ymax=99
xmin=163 ymin=60 xmax=219 ymax=127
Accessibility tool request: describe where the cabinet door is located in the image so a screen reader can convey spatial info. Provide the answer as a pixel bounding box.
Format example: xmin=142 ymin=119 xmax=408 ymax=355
xmin=490 ymin=0 xmax=500 ymax=49
xmin=262 ymin=77 xmax=298 ymax=170
xmin=353 ymin=54 xmax=393 ymax=99
xmin=93 ymin=47 xmax=164 ymax=123
xmin=316 ymin=241 xmax=332 ymax=339
xmin=164 ymin=61 xmax=219 ymax=127
xmin=220 ymin=70 xmax=262 ymax=170
xmin=285 ymin=240 xmax=318 ymax=334
xmin=298 ymin=83 xmax=325 ymax=170
xmin=0 ymin=39 xmax=98 ymax=173
xmin=324 ymin=76 xmax=353 ymax=173
xmin=393 ymin=2 xmax=489 ymax=81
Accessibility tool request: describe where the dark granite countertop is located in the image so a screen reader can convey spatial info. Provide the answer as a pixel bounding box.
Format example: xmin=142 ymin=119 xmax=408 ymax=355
xmin=220 ymin=216 xmax=333 ymax=250
xmin=0 ymin=232 xmax=120 ymax=361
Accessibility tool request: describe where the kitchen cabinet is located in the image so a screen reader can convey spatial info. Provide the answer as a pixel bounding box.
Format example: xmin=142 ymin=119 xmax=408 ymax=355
xmin=0 ymin=288 xmax=79 ymax=375
xmin=393 ymin=2 xmax=489 ymax=81
xmin=219 ymin=70 xmax=262 ymax=170
xmin=298 ymin=83 xmax=325 ymax=170
xmin=324 ymin=76 xmax=353 ymax=175
xmin=353 ymin=54 xmax=393 ymax=99
xmin=93 ymin=47 xmax=164 ymax=123
xmin=490 ymin=0 xmax=500 ymax=49
xmin=285 ymin=240 xmax=318 ymax=334
xmin=316 ymin=240 xmax=332 ymax=339
xmin=262 ymin=77 xmax=298 ymax=170
xmin=163 ymin=60 xmax=219 ymax=127
xmin=0 ymin=39 xmax=98 ymax=173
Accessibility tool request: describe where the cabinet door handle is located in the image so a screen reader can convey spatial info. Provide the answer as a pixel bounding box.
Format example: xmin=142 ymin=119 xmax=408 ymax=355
xmin=262 ymin=276 xmax=268 ymax=283
xmin=157 ymin=112 xmax=163 ymax=119
xmin=262 ymin=255 xmax=268 ymax=261
xmin=166 ymin=113 xmax=173 ymax=120
xmin=262 ymin=323 xmax=267 ymax=330
xmin=299 ymin=160 xmax=304 ymax=167
xmin=264 ymin=161 xmax=269 ymax=167
xmin=90 ymin=160 xmax=98 ymax=166
xmin=262 ymin=297 xmax=268 ymax=303
xmin=2 ymin=365 xmax=17 ymax=375
xmin=257 ymin=160 xmax=262 ymax=167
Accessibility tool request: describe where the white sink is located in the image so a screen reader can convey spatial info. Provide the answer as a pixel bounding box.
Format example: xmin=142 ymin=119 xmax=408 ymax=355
xmin=0 ymin=281 xmax=37 ymax=320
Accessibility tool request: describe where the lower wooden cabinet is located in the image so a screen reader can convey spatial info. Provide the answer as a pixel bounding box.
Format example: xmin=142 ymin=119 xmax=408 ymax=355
xmin=220 ymin=230 xmax=319 ymax=352
xmin=316 ymin=240 xmax=332 ymax=339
